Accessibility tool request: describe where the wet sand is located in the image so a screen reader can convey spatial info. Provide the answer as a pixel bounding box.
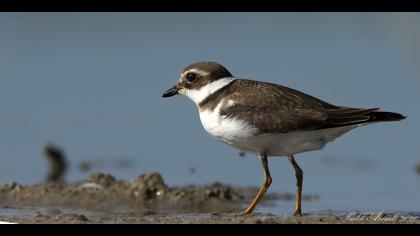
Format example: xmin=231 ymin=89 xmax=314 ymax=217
xmin=0 ymin=172 xmax=418 ymax=224
xmin=2 ymin=209 xmax=419 ymax=224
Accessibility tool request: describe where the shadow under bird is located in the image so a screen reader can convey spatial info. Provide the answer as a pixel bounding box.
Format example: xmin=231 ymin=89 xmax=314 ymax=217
xmin=162 ymin=61 xmax=406 ymax=217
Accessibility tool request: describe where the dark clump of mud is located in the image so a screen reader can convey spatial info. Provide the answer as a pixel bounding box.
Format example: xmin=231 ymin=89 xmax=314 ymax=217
xmin=43 ymin=144 xmax=67 ymax=183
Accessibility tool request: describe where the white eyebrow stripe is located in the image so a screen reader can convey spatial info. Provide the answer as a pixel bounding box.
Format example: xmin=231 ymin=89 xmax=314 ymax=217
xmin=181 ymin=69 xmax=210 ymax=77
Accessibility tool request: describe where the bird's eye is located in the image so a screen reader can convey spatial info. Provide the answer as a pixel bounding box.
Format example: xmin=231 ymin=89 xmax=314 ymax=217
xmin=186 ymin=73 xmax=198 ymax=83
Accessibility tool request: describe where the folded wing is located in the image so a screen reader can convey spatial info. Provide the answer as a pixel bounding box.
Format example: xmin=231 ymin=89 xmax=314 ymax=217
xmin=219 ymin=80 xmax=405 ymax=134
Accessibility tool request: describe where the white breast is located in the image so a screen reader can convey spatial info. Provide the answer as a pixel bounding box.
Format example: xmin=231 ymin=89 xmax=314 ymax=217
xmin=198 ymin=103 xmax=259 ymax=145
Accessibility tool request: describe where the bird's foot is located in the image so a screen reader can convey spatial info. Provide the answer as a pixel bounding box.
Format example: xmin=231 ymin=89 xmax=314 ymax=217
xmin=294 ymin=210 xmax=303 ymax=217
xmin=235 ymin=209 xmax=254 ymax=217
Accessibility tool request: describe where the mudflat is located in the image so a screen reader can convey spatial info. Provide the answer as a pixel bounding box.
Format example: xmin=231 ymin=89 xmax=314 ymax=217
xmin=0 ymin=172 xmax=418 ymax=224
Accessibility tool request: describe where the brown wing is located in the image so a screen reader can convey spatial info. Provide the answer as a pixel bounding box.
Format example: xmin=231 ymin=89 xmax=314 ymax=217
xmin=216 ymin=80 xmax=402 ymax=134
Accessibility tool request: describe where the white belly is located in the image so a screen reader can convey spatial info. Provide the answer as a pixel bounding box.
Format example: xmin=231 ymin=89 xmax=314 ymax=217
xmin=230 ymin=126 xmax=357 ymax=156
xmin=198 ymin=107 xmax=358 ymax=157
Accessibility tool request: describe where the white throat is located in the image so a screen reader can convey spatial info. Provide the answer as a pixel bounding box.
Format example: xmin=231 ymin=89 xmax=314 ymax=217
xmin=181 ymin=77 xmax=233 ymax=105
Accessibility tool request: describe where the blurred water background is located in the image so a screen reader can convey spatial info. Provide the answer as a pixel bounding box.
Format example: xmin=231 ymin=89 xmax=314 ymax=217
xmin=0 ymin=13 xmax=419 ymax=215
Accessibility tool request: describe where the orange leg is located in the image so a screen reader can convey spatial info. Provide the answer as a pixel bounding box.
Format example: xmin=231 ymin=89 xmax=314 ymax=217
xmin=288 ymin=155 xmax=303 ymax=217
xmin=240 ymin=152 xmax=272 ymax=216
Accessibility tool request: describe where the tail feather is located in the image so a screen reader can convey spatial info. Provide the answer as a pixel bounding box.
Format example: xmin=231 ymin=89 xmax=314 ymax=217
xmin=369 ymin=111 xmax=407 ymax=122
xmin=324 ymin=108 xmax=406 ymax=129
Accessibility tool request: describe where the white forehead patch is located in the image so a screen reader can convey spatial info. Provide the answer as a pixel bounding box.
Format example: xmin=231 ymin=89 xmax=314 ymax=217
xmin=181 ymin=68 xmax=210 ymax=78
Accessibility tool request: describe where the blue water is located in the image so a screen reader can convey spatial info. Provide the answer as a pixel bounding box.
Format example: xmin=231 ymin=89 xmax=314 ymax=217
xmin=0 ymin=13 xmax=419 ymax=215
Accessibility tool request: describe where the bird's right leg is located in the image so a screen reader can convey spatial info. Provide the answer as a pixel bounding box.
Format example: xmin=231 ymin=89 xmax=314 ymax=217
xmin=288 ymin=155 xmax=303 ymax=217
xmin=239 ymin=151 xmax=272 ymax=216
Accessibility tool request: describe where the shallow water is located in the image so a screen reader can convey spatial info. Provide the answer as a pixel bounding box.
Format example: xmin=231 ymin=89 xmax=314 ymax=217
xmin=0 ymin=13 xmax=419 ymax=216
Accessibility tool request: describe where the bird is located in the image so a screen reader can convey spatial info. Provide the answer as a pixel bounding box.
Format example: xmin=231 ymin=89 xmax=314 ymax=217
xmin=162 ymin=61 xmax=406 ymax=217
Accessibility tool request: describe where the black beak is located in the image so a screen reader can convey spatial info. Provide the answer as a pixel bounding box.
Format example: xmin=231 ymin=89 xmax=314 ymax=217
xmin=162 ymin=85 xmax=179 ymax=98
